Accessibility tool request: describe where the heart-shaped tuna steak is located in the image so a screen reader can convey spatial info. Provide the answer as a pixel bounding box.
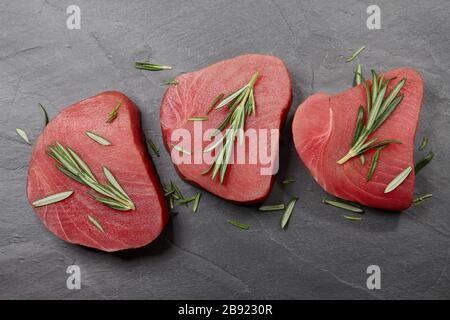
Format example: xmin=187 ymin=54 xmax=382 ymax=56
xmin=27 ymin=91 xmax=168 ymax=251
xmin=160 ymin=54 xmax=292 ymax=203
xmin=292 ymin=68 xmax=423 ymax=211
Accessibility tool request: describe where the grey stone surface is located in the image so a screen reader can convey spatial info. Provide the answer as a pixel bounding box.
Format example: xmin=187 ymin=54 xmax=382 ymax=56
xmin=1 ymin=0 xmax=449 ymax=299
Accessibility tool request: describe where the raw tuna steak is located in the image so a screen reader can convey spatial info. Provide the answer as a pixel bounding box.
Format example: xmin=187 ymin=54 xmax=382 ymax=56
xmin=27 ymin=91 xmax=168 ymax=251
xmin=292 ymin=68 xmax=423 ymax=211
xmin=160 ymin=54 xmax=292 ymax=203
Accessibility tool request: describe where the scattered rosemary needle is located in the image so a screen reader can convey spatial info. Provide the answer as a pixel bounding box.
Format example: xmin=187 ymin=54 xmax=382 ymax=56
xmin=87 ymin=214 xmax=104 ymax=233
xmin=418 ymin=137 xmax=428 ymax=151
xmin=177 ymin=195 xmax=196 ymax=205
xmin=172 ymin=143 xmax=191 ymax=155
xmin=48 ymin=142 xmax=135 ymax=211
xmin=203 ymin=71 xmax=259 ymax=183
xmin=106 ymin=101 xmax=122 ymax=123
xmin=323 ymin=199 xmax=364 ymax=213
xmin=413 ymin=193 xmax=432 ymax=206
xmin=343 ymin=215 xmax=362 ymax=221
xmin=193 ymin=193 xmax=201 ymax=213
xmin=258 ymin=204 xmax=285 ymax=212
xmin=188 ymin=116 xmax=208 ymax=121
xmin=165 ymin=78 xmax=178 ymax=85
xmin=85 ymin=131 xmax=111 ymax=145
xmin=338 ymin=72 xmax=406 ymax=164
xmin=207 ymin=93 xmax=224 ymax=114
xmin=282 ymin=178 xmax=296 ymax=184
xmin=353 ymin=64 xmax=364 ymax=86
xmin=16 ymin=128 xmax=30 ymax=145
xmin=38 ymin=103 xmax=49 ymax=126
xmin=415 ymin=151 xmax=433 ymax=174
xmin=32 ymin=191 xmax=74 ymax=207
xmin=346 ymin=46 xmax=366 ymax=63
xmin=135 ymin=61 xmax=172 ymax=71
xmin=147 ymin=138 xmax=160 ymax=157
xmin=281 ymin=197 xmax=298 ymax=229
xmin=384 ymin=166 xmax=412 ymax=193
xmin=228 ymin=220 xmax=249 ymax=230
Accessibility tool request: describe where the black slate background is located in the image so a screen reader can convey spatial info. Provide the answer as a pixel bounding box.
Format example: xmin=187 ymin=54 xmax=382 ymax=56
xmin=1 ymin=0 xmax=449 ymax=299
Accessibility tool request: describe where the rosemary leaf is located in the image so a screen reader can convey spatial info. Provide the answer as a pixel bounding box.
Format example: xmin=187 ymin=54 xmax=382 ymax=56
xmin=353 ymin=64 xmax=364 ymax=86
xmin=282 ymin=178 xmax=296 ymax=184
xmin=103 ymin=167 xmax=130 ymax=201
xmin=258 ymin=204 xmax=285 ymax=212
xmin=193 ymin=193 xmax=201 ymax=213
xmin=346 ymin=46 xmax=366 ymax=62
xmin=188 ymin=116 xmax=208 ymax=121
xmin=413 ymin=193 xmax=433 ymax=206
xmin=415 ymin=151 xmax=433 ymax=174
xmin=165 ymin=78 xmax=178 ymax=85
xmin=85 ymin=131 xmax=111 ymax=146
xmin=38 ymin=103 xmax=49 ymax=126
xmin=16 ymin=128 xmax=30 ymax=145
xmin=343 ymin=215 xmax=362 ymax=221
xmin=146 ymin=138 xmax=160 ymax=157
xmin=32 ymin=191 xmax=73 ymax=207
xmin=106 ymin=101 xmax=122 ymax=123
xmin=172 ymin=144 xmax=191 ymax=155
xmin=228 ymin=220 xmax=249 ymax=230
xmin=87 ymin=214 xmax=105 ymax=233
xmin=281 ymin=197 xmax=298 ymax=229
xmin=135 ymin=61 xmax=172 ymax=71
xmin=418 ymin=137 xmax=428 ymax=151
xmin=384 ymin=166 xmax=412 ymax=193
xmin=367 ymin=147 xmax=385 ymax=181
xmin=177 ymin=195 xmax=196 ymax=205
xmin=352 ymin=106 xmax=364 ymax=146
xmin=323 ymin=199 xmax=364 ymax=213
xmin=207 ymin=93 xmax=224 ymax=114
xmin=359 ymin=154 xmax=365 ymax=165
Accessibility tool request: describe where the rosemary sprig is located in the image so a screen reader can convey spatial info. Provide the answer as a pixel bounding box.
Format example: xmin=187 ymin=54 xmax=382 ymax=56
xmin=87 ymin=214 xmax=105 ymax=233
xmin=39 ymin=103 xmax=49 ymax=126
xmin=413 ymin=193 xmax=432 ymax=206
xmin=16 ymin=128 xmax=30 ymax=145
xmin=135 ymin=61 xmax=172 ymax=71
xmin=337 ymin=72 xmax=406 ymax=164
xmin=346 ymin=46 xmax=366 ymax=63
xmin=281 ymin=197 xmax=298 ymax=229
xmin=418 ymin=137 xmax=428 ymax=151
xmin=323 ymin=199 xmax=364 ymax=213
xmin=32 ymin=191 xmax=74 ymax=207
xmin=384 ymin=166 xmax=412 ymax=193
xmin=106 ymin=101 xmax=122 ymax=123
xmin=415 ymin=151 xmax=433 ymax=174
xmin=203 ymin=72 xmax=259 ymax=183
xmin=228 ymin=220 xmax=249 ymax=230
xmin=48 ymin=142 xmax=135 ymax=211
xmin=85 ymin=131 xmax=111 ymax=145
xmin=146 ymin=138 xmax=160 ymax=157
